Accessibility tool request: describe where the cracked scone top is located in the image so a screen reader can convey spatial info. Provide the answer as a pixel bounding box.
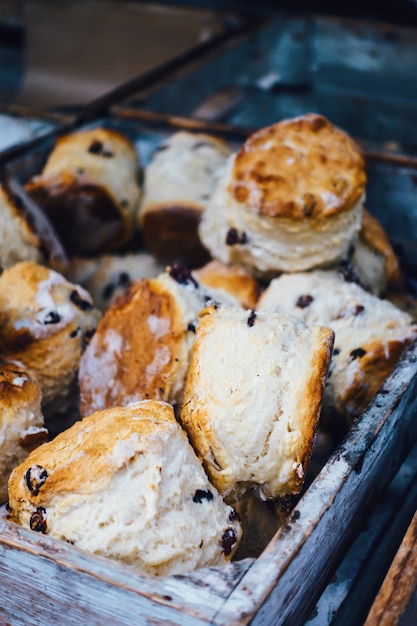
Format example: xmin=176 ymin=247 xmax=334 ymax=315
xmin=181 ymin=304 xmax=334 ymax=502
xmin=7 ymin=400 xmax=242 ymax=576
xmin=199 ymin=113 xmax=366 ymax=277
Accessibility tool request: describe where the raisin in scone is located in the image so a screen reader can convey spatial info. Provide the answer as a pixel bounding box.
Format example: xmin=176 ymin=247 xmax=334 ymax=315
xmin=0 ymin=261 xmax=101 ymax=420
xmin=139 ymin=131 xmax=232 ymax=266
xmin=7 ymin=400 xmax=241 ymax=576
xmin=0 ymin=359 xmax=47 ymax=502
xmin=258 ymin=270 xmax=417 ymax=423
xmin=79 ymin=265 xmax=208 ymax=416
xmin=200 ymin=113 xmax=366 ymax=278
xmin=181 ymin=304 xmax=334 ymax=502
xmin=25 ymin=128 xmax=142 ymax=255
xmin=67 ymin=253 xmax=164 ymax=311
xmin=193 ymin=260 xmax=260 ymax=310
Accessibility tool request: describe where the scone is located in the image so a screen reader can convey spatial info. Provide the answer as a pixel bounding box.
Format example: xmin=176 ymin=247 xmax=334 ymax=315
xmin=79 ymin=265 xmax=208 ymax=416
xmin=0 ymin=261 xmax=101 ymax=420
xmin=350 ymin=209 xmax=401 ymax=295
xmin=25 ymin=128 xmax=142 ymax=255
xmin=0 ymin=183 xmax=45 ymax=270
xmin=258 ymin=270 xmax=417 ymax=423
xmin=7 ymin=400 xmax=241 ymax=576
xmin=67 ymin=253 xmax=164 ymax=311
xmin=193 ymin=260 xmax=260 ymax=310
xmin=200 ymin=113 xmax=366 ymax=278
xmin=0 ymin=359 xmax=47 ymax=502
xmin=139 ymin=131 xmax=232 ymax=266
xmin=181 ymin=304 xmax=334 ymax=502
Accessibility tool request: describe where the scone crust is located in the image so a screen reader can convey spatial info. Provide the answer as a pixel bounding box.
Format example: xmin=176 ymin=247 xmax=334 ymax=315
xmin=360 ymin=209 xmax=401 ymax=285
xmin=26 ymin=128 xmax=141 ymax=254
xmin=0 ymin=261 xmax=101 ymax=417
xmin=231 ymin=113 xmax=366 ymax=219
xmin=193 ymin=260 xmax=260 ymax=309
xmin=79 ymin=273 xmax=203 ymax=415
xmin=181 ymin=305 xmax=334 ymax=500
xmin=8 ymin=400 xmax=242 ymax=575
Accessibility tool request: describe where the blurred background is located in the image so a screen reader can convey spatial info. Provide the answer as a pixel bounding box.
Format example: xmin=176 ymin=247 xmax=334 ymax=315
xmin=1 ymin=0 xmax=417 ymax=108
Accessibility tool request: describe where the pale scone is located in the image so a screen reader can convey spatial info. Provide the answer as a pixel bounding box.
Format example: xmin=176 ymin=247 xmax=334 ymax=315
xmin=258 ymin=270 xmax=417 ymax=423
xmin=181 ymin=304 xmax=334 ymax=502
xmin=7 ymin=400 xmax=242 ymax=576
xmin=25 ymin=128 xmax=142 ymax=255
xmin=79 ymin=265 xmax=208 ymax=416
xmin=0 ymin=359 xmax=47 ymax=502
xmin=67 ymin=253 xmax=164 ymax=311
xmin=139 ymin=131 xmax=232 ymax=266
xmin=200 ymin=113 xmax=366 ymax=278
xmin=193 ymin=260 xmax=260 ymax=310
xmin=0 ymin=261 xmax=101 ymax=420
xmin=350 ymin=209 xmax=401 ymax=295
xmin=0 ymin=184 xmax=45 ymax=270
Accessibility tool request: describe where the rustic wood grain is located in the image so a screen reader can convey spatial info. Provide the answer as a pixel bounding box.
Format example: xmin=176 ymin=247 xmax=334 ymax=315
xmin=364 ymin=510 xmax=417 ymax=626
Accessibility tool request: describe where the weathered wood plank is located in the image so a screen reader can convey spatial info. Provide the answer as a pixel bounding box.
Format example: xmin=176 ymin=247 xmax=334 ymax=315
xmin=212 ymin=342 xmax=417 ymax=626
xmin=0 ymin=511 xmax=253 ymax=625
xmin=307 ymin=439 xmax=417 ymax=625
xmin=364 ymin=510 xmax=417 ymax=626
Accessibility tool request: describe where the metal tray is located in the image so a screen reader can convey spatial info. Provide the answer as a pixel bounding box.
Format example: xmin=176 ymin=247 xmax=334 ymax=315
xmin=1 ymin=110 xmax=417 ymax=626
xmin=122 ymin=14 xmax=417 ymax=157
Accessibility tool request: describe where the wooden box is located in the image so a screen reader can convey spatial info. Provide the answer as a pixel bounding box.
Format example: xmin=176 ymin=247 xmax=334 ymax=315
xmin=1 ymin=109 xmax=417 ymax=625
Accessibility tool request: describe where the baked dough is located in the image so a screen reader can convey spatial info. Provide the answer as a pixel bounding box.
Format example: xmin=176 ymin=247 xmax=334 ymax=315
xmin=26 ymin=128 xmax=142 ymax=255
xmin=7 ymin=400 xmax=242 ymax=576
xmin=200 ymin=113 xmax=366 ymax=277
xmin=67 ymin=253 xmax=164 ymax=311
xmin=181 ymin=304 xmax=334 ymax=501
xmin=79 ymin=267 xmax=208 ymax=416
xmin=258 ymin=270 xmax=417 ymax=423
xmin=0 ymin=261 xmax=101 ymax=420
xmin=193 ymin=260 xmax=260 ymax=310
xmin=0 ymin=358 xmax=46 ymax=502
xmin=139 ymin=131 xmax=232 ymax=266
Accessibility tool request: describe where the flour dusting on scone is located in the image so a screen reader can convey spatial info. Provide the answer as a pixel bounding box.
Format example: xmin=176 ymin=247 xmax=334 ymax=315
xmin=7 ymin=400 xmax=241 ymax=576
xmin=0 ymin=358 xmax=47 ymax=502
xmin=181 ymin=304 xmax=334 ymax=502
xmin=0 ymin=261 xmax=101 ymax=420
xmin=258 ymin=270 xmax=417 ymax=423
xmin=79 ymin=266 xmax=208 ymax=416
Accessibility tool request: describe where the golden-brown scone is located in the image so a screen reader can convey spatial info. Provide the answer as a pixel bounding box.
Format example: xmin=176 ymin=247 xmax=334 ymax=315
xmin=25 ymin=128 xmax=142 ymax=255
xmin=66 ymin=253 xmax=164 ymax=311
xmin=193 ymin=260 xmax=260 ymax=310
xmin=258 ymin=270 xmax=417 ymax=424
xmin=0 ymin=261 xmax=101 ymax=420
xmin=181 ymin=304 xmax=334 ymax=502
xmin=79 ymin=266 xmax=208 ymax=416
xmin=139 ymin=131 xmax=232 ymax=266
xmin=7 ymin=400 xmax=242 ymax=576
xmin=0 ymin=184 xmax=45 ymax=270
xmin=0 ymin=358 xmax=47 ymax=502
xmin=200 ymin=113 xmax=366 ymax=277
xmin=350 ymin=209 xmax=401 ymax=295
